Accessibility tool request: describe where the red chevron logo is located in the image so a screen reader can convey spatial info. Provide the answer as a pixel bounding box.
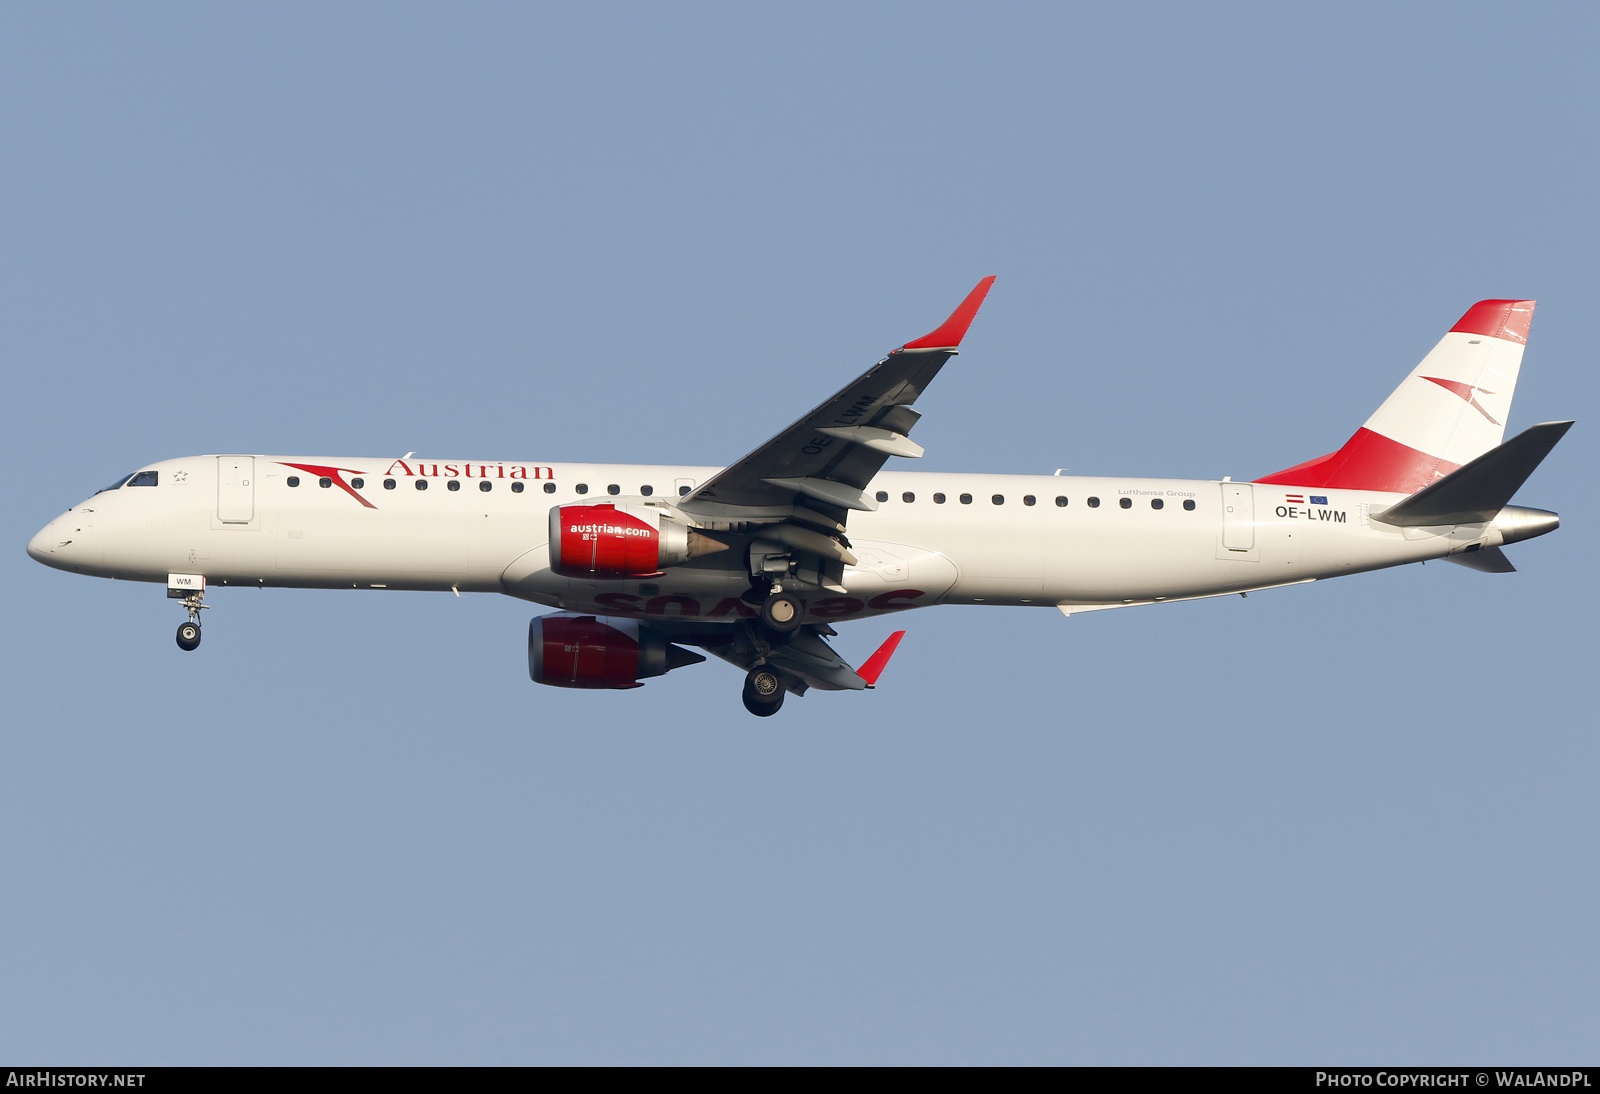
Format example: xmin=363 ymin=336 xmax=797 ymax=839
xmin=1421 ymin=376 xmax=1499 ymax=425
xmin=279 ymin=462 xmax=376 ymax=508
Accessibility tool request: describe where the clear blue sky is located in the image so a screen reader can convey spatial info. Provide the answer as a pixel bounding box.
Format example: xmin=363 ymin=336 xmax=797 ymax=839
xmin=3 ymin=2 xmax=1595 ymax=1064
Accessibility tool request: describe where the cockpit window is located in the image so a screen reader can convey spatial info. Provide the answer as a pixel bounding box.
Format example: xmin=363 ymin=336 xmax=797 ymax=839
xmin=126 ymin=471 xmax=159 ymax=487
xmin=96 ymin=472 xmax=136 ymax=494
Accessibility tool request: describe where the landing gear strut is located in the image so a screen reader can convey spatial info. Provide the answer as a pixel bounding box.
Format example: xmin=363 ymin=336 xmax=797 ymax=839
xmin=174 ymin=587 xmax=207 ymax=652
xmin=742 ymin=667 xmax=785 ymax=717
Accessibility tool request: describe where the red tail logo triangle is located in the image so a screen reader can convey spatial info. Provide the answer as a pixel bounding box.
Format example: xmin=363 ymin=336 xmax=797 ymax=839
xmin=1421 ymin=376 xmax=1499 ymax=426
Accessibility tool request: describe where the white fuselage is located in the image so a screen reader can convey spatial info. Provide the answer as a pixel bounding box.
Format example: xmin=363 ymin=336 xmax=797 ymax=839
xmin=28 ymin=453 xmax=1506 ymax=623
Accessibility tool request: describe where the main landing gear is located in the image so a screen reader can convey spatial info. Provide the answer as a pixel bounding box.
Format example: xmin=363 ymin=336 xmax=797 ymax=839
xmin=743 ymin=667 xmax=785 ymax=717
xmin=759 ymin=591 xmax=802 ymax=634
xmin=174 ymin=587 xmax=207 ymax=652
xmin=740 ymin=583 xmax=802 ymax=715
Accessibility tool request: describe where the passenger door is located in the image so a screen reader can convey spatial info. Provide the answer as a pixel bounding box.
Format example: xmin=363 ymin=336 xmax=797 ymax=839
xmin=217 ymin=456 xmax=255 ymax=524
xmin=1219 ymin=481 xmax=1257 ymax=557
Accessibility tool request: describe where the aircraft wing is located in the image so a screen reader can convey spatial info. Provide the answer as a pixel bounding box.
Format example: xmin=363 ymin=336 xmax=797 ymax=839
xmin=681 ymin=622 xmax=908 ymax=694
xmin=679 ymin=277 xmax=995 ymax=521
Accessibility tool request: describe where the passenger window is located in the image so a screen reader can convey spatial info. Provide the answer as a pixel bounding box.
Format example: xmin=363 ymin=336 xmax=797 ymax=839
xmin=416 ymin=479 xmax=428 ymax=491
xmin=608 ymin=484 xmax=620 ymax=495
xmin=447 ymin=480 xmax=461 ymax=492
xmin=319 ymin=477 xmax=332 ymax=489
xmin=641 ymin=485 xmax=653 ymax=497
xmin=679 ymin=485 xmax=691 ymax=496
xmin=576 ymin=484 xmax=588 ymax=495
xmin=1055 ymin=496 xmax=1067 ymax=507
xmin=1151 ymin=498 xmax=1163 ymax=509
xmin=1119 ymin=497 xmax=1131 ymax=509
xmin=479 ymin=480 xmax=492 ymax=492
xmin=1087 ymin=497 xmax=1100 ymax=508
xmin=127 ymin=471 xmax=159 ymax=487
xmin=1023 ymin=495 xmax=1036 ymax=506
xmin=992 ymin=495 xmax=1004 ymax=505
xmin=351 ymin=477 xmax=364 ymax=489
xmin=876 ymin=491 xmax=889 ymax=502
xmin=286 ymin=476 xmax=300 ymax=488
xmin=933 ymin=493 xmax=946 ymax=504
xmin=511 ymin=481 xmax=524 ymax=493
xmin=544 ymin=482 xmax=557 ymax=494
xmin=959 ymin=493 xmax=972 ymax=505
xmin=1183 ymin=499 xmax=1195 ymax=511
xmin=383 ymin=478 xmax=396 ymax=490
xmin=902 ymin=492 xmax=915 ymax=503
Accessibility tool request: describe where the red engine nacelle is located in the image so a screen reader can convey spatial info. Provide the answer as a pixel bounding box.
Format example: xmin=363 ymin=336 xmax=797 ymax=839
xmin=548 ymin=503 xmax=692 ymax=578
xmin=528 ymin=613 xmax=705 ymax=690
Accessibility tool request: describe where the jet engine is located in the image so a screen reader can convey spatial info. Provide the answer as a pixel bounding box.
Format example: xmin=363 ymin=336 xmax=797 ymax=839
xmin=548 ymin=503 xmax=722 ymax=578
xmin=528 ymin=612 xmax=706 ymax=689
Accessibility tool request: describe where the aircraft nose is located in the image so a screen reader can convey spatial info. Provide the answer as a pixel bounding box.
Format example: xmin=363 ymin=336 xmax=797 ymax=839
xmin=27 ymin=512 xmax=101 ymax=571
xmin=27 ymin=521 xmax=56 ymax=563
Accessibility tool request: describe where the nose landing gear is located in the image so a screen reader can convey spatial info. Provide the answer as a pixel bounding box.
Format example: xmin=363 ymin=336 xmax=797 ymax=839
xmin=168 ymin=574 xmax=208 ymax=652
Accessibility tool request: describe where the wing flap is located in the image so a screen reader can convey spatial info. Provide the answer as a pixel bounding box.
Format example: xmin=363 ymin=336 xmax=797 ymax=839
xmin=816 ymin=426 xmax=925 ymax=457
xmin=760 ymin=476 xmax=878 ymax=512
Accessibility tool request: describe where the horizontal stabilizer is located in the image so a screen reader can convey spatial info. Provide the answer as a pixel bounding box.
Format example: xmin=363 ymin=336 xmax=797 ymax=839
xmin=1372 ymin=421 xmax=1573 ymax=527
xmin=1446 ymin=546 xmax=1517 ymax=573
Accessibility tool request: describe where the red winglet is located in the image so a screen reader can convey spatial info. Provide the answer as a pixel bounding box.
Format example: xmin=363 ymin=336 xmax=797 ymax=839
xmin=857 ymin=630 xmax=907 ymax=687
xmin=1451 ymin=299 xmax=1534 ymax=344
xmin=902 ymin=277 xmax=997 ymax=350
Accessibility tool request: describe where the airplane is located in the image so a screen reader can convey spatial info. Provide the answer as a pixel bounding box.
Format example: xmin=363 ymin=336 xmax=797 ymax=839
xmin=27 ymin=280 xmax=1571 ymax=716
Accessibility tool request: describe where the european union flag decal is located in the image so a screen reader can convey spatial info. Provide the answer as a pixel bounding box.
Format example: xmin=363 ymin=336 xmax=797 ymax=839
xmin=1310 ymin=495 xmax=1328 ymax=505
